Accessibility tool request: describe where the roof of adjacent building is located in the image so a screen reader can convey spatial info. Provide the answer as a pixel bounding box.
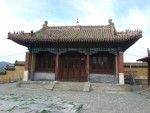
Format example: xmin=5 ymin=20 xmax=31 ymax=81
xmin=14 ymin=60 xmax=25 ymax=66
xmin=0 ymin=70 xmax=6 ymax=75
xmin=137 ymin=49 xmax=150 ymax=62
xmin=124 ymin=62 xmax=148 ymax=67
xmin=5 ymin=65 xmax=15 ymax=70
xmin=137 ymin=57 xmax=150 ymax=62
xmin=8 ymin=19 xmax=142 ymax=52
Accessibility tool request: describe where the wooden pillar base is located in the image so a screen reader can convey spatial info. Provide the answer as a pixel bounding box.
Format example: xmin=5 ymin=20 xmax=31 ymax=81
xmin=23 ymin=71 xmax=29 ymax=81
xmin=119 ymin=73 xmax=124 ymax=84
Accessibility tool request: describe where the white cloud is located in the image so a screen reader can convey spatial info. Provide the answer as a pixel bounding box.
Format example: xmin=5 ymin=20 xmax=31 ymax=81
xmin=0 ymin=0 xmax=66 ymax=63
xmin=0 ymin=1 xmax=40 ymax=62
xmin=117 ymin=9 xmax=149 ymax=31
xmin=0 ymin=0 xmax=150 ymax=63
xmin=120 ymin=9 xmax=150 ymax=62
xmin=71 ymin=0 xmax=113 ymax=25
xmin=73 ymin=1 xmax=150 ymax=62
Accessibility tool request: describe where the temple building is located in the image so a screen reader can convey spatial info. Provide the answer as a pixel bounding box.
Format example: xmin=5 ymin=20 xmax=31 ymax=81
xmin=8 ymin=19 xmax=142 ymax=84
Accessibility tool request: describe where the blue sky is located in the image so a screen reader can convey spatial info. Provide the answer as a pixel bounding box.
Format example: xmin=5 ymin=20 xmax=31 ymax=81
xmin=0 ymin=0 xmax=150 ymax=63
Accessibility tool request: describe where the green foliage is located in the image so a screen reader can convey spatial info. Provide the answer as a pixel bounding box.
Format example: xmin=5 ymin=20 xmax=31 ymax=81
xmin=76 ymin=104 xmax=83 ymax=113
xmin=40 ymin=110 xmax=51 ymax=113
xmin=35 ymin=31 xmax=44 ymax=38
xmin=7 ymin=106 xmax=16 ymax=111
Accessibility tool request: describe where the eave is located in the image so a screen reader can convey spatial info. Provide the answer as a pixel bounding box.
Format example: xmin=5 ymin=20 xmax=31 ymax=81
xmin=137 ymin=57 xmax=150 ymax=62
xmin=8 ymin=37 xmax=139 ymax=52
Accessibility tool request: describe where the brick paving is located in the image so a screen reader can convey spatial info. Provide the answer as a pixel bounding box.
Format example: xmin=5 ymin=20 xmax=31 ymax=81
xmin=0 ymin=83 xmax=150 ymax=113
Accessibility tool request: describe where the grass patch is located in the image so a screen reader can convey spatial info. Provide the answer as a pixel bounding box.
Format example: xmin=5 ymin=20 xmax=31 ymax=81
xmin=7 ymin=106 xmax=16 ymax=111
xmin=40 ymin=110 xmax=51 ymax=113
xmin=19 ymin=107 xmax=30 ymax=109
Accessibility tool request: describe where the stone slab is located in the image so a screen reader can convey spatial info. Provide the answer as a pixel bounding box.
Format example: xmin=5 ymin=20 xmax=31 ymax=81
xmin=46 ymin=81 xmax=58 ymax=90
xmin=83 ymin=82 xmax=91 ymax=92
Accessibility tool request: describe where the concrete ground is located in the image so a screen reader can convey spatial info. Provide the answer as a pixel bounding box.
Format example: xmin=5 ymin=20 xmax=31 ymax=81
xmin=0 ymin=83 xmax=150 ymax=113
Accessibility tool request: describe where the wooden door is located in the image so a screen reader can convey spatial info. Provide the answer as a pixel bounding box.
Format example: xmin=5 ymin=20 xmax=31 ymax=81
xmin=59 ymin=52 xmax=86 ymax=82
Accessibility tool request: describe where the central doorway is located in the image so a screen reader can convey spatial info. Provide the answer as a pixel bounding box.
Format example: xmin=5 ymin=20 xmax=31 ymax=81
xmin=59 ymin=52 xmax=87 ymax=82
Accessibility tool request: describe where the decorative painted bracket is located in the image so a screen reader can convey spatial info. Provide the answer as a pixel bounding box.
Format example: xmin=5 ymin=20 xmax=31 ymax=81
xmin=30 ymin=47 xmax=122 ymax=56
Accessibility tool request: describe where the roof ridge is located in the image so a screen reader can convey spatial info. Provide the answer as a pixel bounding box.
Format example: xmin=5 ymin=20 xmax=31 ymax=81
xmin=45 ymin=25 xmax=111 ymax=29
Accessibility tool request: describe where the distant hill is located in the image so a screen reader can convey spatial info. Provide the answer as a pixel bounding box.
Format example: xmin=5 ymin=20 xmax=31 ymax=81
xmin=0 ymin=61 xmax=13 ymax=70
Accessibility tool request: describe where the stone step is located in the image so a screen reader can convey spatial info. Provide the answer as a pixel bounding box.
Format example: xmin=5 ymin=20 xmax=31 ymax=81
xmin=53 ymin=82 xmax=85 ymax=91
xmin=17 ymin=81 xmax=131 ymax=92
xmin=45 ymin=81 xmax=57 ymax=90
xmin=91 ymin=83 xmax=131 ymax=92
xmin=17 ymin=81 xmax=57 ymax=90
xmin=83 ymin=82 xmax=91 ymax=92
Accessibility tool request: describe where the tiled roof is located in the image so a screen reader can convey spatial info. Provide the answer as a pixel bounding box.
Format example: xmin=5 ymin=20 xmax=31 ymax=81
xmin=14 ymin=60 xmax=25 ymax=66
xmin=5 ymin=65 xmax=15 ymax=70
xmin=8 ymin=19 xmax=142 ymax=43
xmin=0 ymin=70 xmax=6 ymax=75
xmin=137 ymin=49 xmax=150 ymax=62
xmin=7 ymin=19 xmax=142 ymax=51
xmin=137 ymin=57 xmax=150 ymax=62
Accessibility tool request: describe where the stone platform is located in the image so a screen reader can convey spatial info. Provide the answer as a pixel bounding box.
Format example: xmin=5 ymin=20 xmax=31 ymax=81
xmin=17 ymin=81 xmax=131 ymax=92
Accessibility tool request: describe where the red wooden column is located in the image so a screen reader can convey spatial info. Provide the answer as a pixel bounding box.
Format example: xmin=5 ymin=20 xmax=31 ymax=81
xmin=86 ymin=52 xmax=90 ymax=82
xmin=23 ymin=52 xmax=30 ymax=81
xmin=30 ymin=53 xmax=36 ymax=81
xmin=118 ymin=52 xmax=124 ymax=84
xmin=115 ymin=55 xmax=119 ymax=84
xmin=55 ymin=51 xmax=59 ymax=81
